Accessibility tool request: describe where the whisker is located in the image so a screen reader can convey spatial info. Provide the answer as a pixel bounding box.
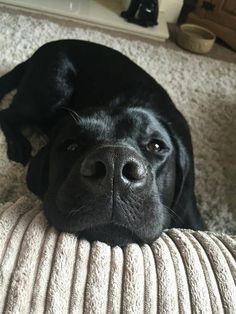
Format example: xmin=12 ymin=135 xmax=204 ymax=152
xmin=162 ymin=204 xmax=185 ymax=226
xmin=66 ymin=205 xmax=87 ymax=217
xmin=61 ymin=106 xmax=82 ymax=125
xmin=66 ymin=193 xmax=111 ymax=218
xmin=151 ymin=189 xmax=185 ymax=226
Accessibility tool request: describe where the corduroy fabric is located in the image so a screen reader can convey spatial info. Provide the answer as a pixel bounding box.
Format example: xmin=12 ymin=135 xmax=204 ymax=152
xmin=0 ymin=197 xmax=235 ymax=313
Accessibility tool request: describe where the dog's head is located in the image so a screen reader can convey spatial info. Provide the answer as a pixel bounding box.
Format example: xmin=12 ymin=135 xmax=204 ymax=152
xmin=27 ymin=93 xmax=191 ymax=247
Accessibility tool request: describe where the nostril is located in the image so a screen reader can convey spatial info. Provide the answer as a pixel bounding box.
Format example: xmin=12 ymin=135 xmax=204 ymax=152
xmin=93 ymin=161 xmax=106 ymax=179
xmin=81 ymin=160 xmax=106 ymax=179
xmin=122 ymin=161 xmax=146 ymax=181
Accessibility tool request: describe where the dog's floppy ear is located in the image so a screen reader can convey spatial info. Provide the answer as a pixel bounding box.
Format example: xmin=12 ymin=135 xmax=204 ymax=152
xmin=171 ymin=133 xmax=206 ymax=230
xmin=171 ymin=134 xmax=192 ymax=210
xmin=26 ymin=144 xmax=50 ymax=199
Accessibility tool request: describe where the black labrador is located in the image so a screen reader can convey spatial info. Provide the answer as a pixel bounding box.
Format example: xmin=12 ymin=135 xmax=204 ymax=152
xmin=0 ymin=40 xmax=205 ymax=246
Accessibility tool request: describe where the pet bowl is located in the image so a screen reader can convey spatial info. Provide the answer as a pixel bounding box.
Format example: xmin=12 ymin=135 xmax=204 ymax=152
xmin=177 ymin=23 xmax=216 ymax=54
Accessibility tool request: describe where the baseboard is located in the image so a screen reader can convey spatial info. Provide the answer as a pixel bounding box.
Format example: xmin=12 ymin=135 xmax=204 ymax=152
xmin=0 ymin=0 xmax=169 ymax=41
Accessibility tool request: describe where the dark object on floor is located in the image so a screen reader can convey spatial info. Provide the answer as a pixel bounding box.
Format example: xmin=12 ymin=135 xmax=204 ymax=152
xmin=201 ymin=1 xmax=215 ymax=11
xmin=121 ymin=0 xmax=159 ymax=27
xmin=0 ymin=40 xmax=205 ymax=247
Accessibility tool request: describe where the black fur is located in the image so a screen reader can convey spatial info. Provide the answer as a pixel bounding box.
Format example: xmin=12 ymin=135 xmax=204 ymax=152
xmin=0 ymin=40 xmax=205 ymax=246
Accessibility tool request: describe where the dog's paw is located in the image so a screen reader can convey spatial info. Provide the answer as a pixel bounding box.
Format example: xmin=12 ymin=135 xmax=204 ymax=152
xmin=7 ymin=136 xmax=32 ymax=166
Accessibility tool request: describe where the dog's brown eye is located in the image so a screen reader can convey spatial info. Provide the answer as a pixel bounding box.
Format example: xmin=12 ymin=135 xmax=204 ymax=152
xmin=146 ymin=140 xmax=161 ymax=153
xmin=67 ymin=143 xmax=79 ymax=152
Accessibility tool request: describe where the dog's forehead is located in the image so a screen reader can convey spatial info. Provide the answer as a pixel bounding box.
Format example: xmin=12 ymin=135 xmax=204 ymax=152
xmin=55 ymin=111 xmax=114 ymax=142
xmin=56 ymin=107 xmax=169 ymax=142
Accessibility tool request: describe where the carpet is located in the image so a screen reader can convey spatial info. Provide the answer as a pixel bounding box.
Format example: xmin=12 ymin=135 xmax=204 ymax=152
xmin=0 ymin=10 xmax=235 ymax=233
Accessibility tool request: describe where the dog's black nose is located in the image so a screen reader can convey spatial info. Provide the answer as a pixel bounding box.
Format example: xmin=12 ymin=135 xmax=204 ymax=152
xmin=80 ymin=145 xmax=147 ymax=188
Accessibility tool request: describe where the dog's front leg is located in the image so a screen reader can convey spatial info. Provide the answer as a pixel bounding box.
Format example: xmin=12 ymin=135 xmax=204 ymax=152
xmin=0 ymin=108 xmax=32 ymax=166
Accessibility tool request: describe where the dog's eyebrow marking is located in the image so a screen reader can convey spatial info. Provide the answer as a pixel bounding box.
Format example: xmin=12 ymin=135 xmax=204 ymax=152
xmin=81 ymin=115 xmax=114 ymax=135
xmin=126 ymin=107 xmax=154 ymax=128
xmin=127 ymin=107 xmax=153 ymax=118
xmin=125 ymin=107 xmax=171 ymax=141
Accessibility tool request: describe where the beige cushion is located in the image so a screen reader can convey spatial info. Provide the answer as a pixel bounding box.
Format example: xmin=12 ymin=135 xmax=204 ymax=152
xmin=0 ymin=196 xmax=235 ymax=313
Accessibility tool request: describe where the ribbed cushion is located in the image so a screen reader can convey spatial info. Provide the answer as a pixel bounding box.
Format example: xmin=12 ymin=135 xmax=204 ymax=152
xmin=0 ymin=197 xmax=235 ymax=313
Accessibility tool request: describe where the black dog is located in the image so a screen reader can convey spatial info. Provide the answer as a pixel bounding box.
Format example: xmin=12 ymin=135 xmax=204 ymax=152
xmin=0 ymin=40 xmax=205 ymax=246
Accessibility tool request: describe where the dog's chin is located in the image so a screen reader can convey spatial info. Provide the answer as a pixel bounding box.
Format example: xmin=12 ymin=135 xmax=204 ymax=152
xmin=78 ymin=223 xmax=144 ymax=247
xmin=44 ymin=207 xmax=144 ymax=247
